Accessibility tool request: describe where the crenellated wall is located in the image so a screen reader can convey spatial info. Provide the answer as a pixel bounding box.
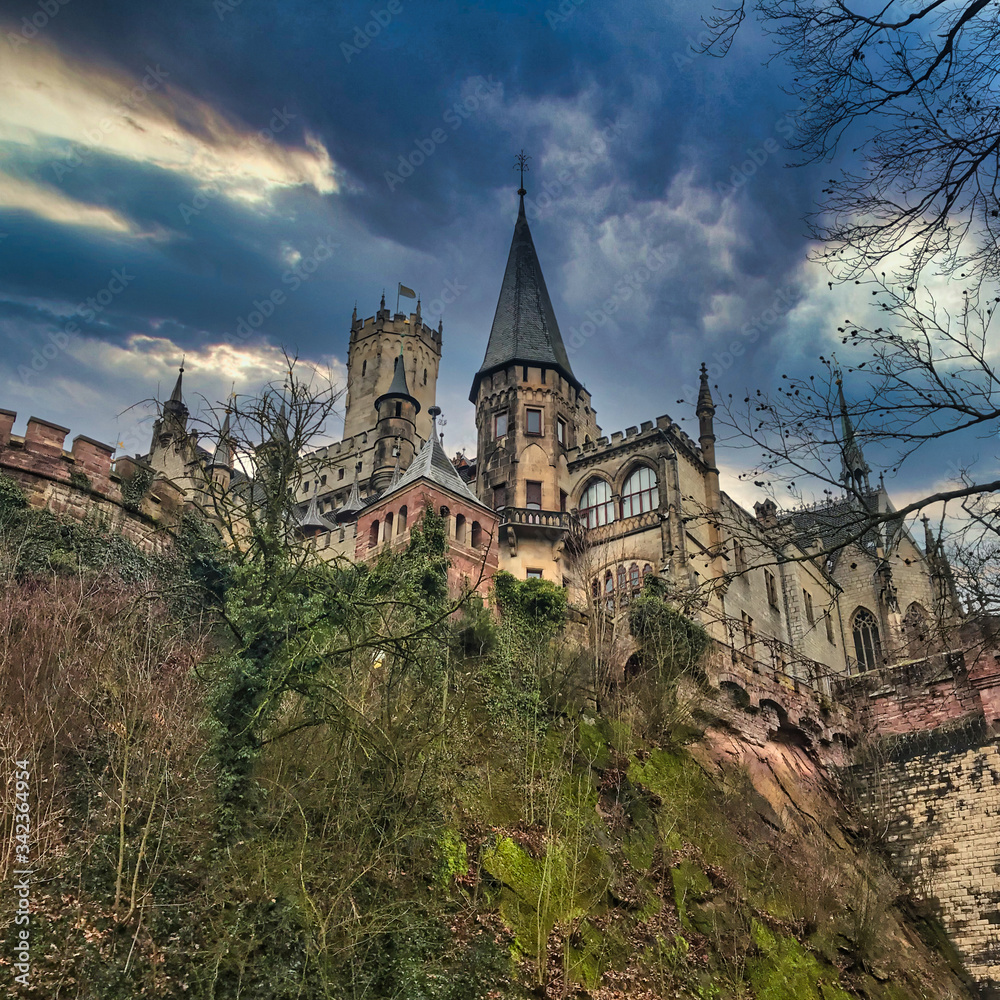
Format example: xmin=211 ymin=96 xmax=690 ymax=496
xmin=0 ymin=408 xmax=183 ymax=553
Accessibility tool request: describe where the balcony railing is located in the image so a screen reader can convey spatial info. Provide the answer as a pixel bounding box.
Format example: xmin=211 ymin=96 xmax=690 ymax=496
xmin=499 ymin=507 xmax=575 ymax=530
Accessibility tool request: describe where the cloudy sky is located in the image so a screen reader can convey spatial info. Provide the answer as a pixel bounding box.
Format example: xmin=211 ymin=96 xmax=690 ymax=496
xmin=0 ymin=0 xmax=967 ymax=507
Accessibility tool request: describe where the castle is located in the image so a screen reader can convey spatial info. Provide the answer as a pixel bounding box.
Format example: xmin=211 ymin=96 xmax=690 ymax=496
xmin=3 ymin=179 xmax=1000 ymax=991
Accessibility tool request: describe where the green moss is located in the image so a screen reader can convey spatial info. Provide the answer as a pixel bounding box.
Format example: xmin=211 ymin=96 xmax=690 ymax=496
xmin=435 ymin=828 xmax=469 ymax=887
xmin=747 ymin=920 xmax=852 ymax=1000
xmin=671 ymin=860 xmax=713 ymax=930
xmin=481 ymin=835 xmax=611 ymax=965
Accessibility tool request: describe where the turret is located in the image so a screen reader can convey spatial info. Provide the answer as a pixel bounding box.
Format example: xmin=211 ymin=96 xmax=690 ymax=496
xmin=696 ymin=363 xmax=723 ymax=562
xmin=837 ymin=374 xmax=872 ymax=495
xmin=371 ymin=348 xmax=420 ymax=491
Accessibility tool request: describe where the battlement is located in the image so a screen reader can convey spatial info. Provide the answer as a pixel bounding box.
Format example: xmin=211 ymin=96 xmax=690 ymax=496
xmin=566 ymin=412 xmax=702 ymax=465
xmin=0 ymin=407 xmax=183 ymax=551
xmin=351 ymin=309 xmax=442 ymax=343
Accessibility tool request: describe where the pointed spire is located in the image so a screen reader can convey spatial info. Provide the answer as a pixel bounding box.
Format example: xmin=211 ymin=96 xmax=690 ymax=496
xmin=297 ymin=483 xmax=330 ymax=535
xmin=164 ymin=361 xmax=188 ymax=419
xmin=210 ymin=410 xmax=232 ymax=469
xmin=696 ymin=362 xmax=715 ymax=416
xmin=335 ymin=460 xmax=365 ymax=521
xmin=375 ymin=347 xmax=420 ymax=413
xmin=470 ymin=175 xmax=581 ymax=402
xmin=835 ymin=371 xmax=871 ymax=494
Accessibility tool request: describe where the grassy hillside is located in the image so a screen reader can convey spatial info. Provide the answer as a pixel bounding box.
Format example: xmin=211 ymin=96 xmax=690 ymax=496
xmin=0 ymin=487 xmax=975 ymax=999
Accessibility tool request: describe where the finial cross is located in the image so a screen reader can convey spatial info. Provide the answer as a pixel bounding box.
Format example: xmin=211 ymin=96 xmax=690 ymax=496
xmin=514 ymin=150 xmax=530 ymax=194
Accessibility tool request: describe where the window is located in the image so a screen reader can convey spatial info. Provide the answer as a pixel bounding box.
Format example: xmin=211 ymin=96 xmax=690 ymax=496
xmin=423 ymin=368 xmax=427 ymax=385
xmin=617 ymin=564 xmax=628 ymax=594
xmin=320 ymin=474 xmax=327 ymax=486
xmin=803 ymin=590 xmax=815 ymax=624
xmin=621 ymin=466 xmax=658 ymax=517
xmin=471 ymin=521 xmax=483 ymax=548
xmin=494 ymin=412 xmax=508 ymax=437
xmin=362 ymin=359 xmax=367 ymax=376
xmin=338 ymin=468 xmax=345 ymax=480
xmin=455 ymin=513 xmax=467 ymax=544
xmin=903 ymin=602 xmax=929 ymax=643
xmin=398 ymin=506 xmax=407 ymax=534
xmin=764 ymin=570 xmax=779 ymax=608
xmin=580 ymin=478 xmax=615 ymax=528
xmin=733 ymin=539 xmax=747 ymax=573
xmin=526 ymin=569 xmax=543 ymax=579
xmin=303 ymin=481 xmax=311 ymax=494
xmin=643 ymin=563 xmax=652 ymax=580
xmin=825 ymin=613 xmax=835 ymax=645
xmin=493 ymin=483 xmax=507 ymax=509
xmin=395 ymin=402 xmax=402 ymax=417
xmin=526 ymin=408 xmax=543 ymax=435
xmin=852 ymin=608 xmax=882 ymax=672
xmin=384 ymin=511 xmax=393 ymax=538
xmin=630 ymin=563 xmax=641 ymax=592
xmin=557 ymin=418 xmax=567 ymax=446
xmin=559 ymin=490 xmax=568 ymax=513
xmin=368 ymin=519 xmax=379 ymax=549
xmin=526 ymin=481 xmax=542 ymax=510
xmin=604 ymin=571 xmax=614 ymax=611
xmin=741 ymin=611 xmax=755 ymax=660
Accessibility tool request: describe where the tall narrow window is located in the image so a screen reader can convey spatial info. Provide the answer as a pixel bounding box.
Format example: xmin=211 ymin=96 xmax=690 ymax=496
xmin=494 ymin=411 xmax=508 ymax=437
xmin=559 ymin=490 xmax=568 ymax=512
xmin=362 ymin=359 xmax=367 ymax=376
xmin=526 ymin=481 xmax=542 ymax=510
xmin=852 ymin=608 xmax=882 ymax=672
xmin=579 ymin=479 xmax=614 ymax=528
xmin=493 ymin=483 xmax=507 ymax=509
xmin=368 ymin=519 xmax=379 ymax=549
xmin=803 ymin=590 xmax=815 ymax=624
xmin=825 ymin=613 xmax=835 ymax=645
xmin=398 ymin=506 xmax=407 ymax=534
xmin=764 ymin=570 xmax=779 ymax=608
xmin=733 ymin=539 xmax=747 ymax=572
xmin=629 ymin=563 xmax=641 ymax=592
xmin=395 ymin=402 xmax=402 ymax=417
xmin=526 ymin=408 xmax=543 ymax=435
xmin=471 ymin=521 xmax=483 ymax=547
xmin=621 ymin=466 xmax=658 ymax=517
xmin=455 ymin=513 xmax=467 ymax=544
xmin=423 ymin=368 xmax=427 ymax=385
xmin=557 ymin=418 xmax=567 ymax=446
xmin=741 ymin=611 xmax=755 ymax=660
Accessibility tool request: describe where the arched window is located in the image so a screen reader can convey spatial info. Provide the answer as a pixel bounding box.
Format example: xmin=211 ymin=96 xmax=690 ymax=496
xmin=471 ymin=521 xmax=482 ymax=548
xmin=455 ymin=513 xmax=467 ymax=544
xmin=397 ymin=506 xmax=407 ymax=534
xmin=580 ymin=478 xmax=615 ymax=528
xmin=617 ymin=564 xmax=628 ymax=593
xmin=630 ymin=563 xmax=641 ymax=592
xmin=852 ymin=608 xmax=882 ymax=672
xmin=621 ymin=465 xmax=658 ymax=517
xmin=368 ymin=519 xmax=379 ymax=549
xmin=592 ymin=578 xmax=600 ymax=601
xmin=643 ymin=563 xmax=652 ymax=578
xmin=384 ymin=511 xmax=393 ymax=539
xmin=604 ymin=570 xmax=614 ymax=611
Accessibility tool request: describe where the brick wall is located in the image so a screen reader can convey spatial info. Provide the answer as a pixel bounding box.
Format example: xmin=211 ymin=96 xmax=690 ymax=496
xmin=1 ymin=409 xmax=182 ymax=553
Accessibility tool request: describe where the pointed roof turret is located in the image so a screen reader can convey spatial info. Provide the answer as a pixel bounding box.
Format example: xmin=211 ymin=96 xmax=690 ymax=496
xmin=297 ymin=485 xmax=331 ymax=535
xmin=470 ymin=179 xmax=581 ymax=402
xmin=375 ymin=349 xmax=420 ymax=413
xmin=163 ymin=363 xmax=188 ymax=419
xmin=378 ymin=406 xmax=486 ymax=507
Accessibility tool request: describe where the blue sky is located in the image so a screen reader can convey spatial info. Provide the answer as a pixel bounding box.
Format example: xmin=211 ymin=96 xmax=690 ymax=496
xmin=0 ymin=0 xmax=958 ymax=508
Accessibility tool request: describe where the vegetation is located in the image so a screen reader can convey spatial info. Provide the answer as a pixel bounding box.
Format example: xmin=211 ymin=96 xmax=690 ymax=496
xmin=0 ymin=462 xmax=975 ymax=999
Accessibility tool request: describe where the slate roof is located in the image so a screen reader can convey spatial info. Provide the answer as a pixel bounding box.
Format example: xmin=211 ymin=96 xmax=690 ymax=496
xmin=470 ymin=194 xmax=581 ymax=401
xmin=296 ymin=489 xmax=333 ymax=532
xmin=377 ymin=411 xmax=486 ymax=509
xmin=781 ymin=491 xmax=885 ymax=566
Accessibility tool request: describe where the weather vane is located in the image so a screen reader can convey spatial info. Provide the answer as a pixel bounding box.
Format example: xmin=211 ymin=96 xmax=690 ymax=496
xmin=514 ymin=149 xmax=530 ymax=195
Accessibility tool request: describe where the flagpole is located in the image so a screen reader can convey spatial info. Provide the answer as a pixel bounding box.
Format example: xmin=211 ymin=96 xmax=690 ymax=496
xmin=396 ymin=282 xmax=400 ymax=315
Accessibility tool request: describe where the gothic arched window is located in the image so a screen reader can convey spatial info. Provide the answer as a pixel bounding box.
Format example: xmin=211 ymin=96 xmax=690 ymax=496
xmin=903 ymin=602 xmax=929 ymax=647
xmin=580 ymin=478 xmax=615 ymax=528
xmin=630 ymin=563 xmax=641 ymax=592
xmin=852 ymin=608 xmax=882 ymax=672
xmin=621 ymin=465 xmax=659 ymax=517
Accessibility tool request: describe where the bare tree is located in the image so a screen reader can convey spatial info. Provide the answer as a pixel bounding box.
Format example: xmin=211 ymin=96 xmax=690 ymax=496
xmin=701 ymin=0 xmax=1000 ymax=285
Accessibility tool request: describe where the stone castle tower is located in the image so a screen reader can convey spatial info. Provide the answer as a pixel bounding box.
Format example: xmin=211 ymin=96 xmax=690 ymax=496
xmin=343 ymin=295 xmax=441 ymax=444
xmin=470 ymin=188 xmax=600 ymax=519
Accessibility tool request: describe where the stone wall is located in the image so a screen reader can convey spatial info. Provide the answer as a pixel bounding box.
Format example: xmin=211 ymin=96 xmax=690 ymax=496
xmin=0 ymin=408 xmax=182 ymax=553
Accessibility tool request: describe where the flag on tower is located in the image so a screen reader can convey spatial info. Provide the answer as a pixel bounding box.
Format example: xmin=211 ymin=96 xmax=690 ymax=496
xmin=398 ymin=283 xmax=416 ymax=299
